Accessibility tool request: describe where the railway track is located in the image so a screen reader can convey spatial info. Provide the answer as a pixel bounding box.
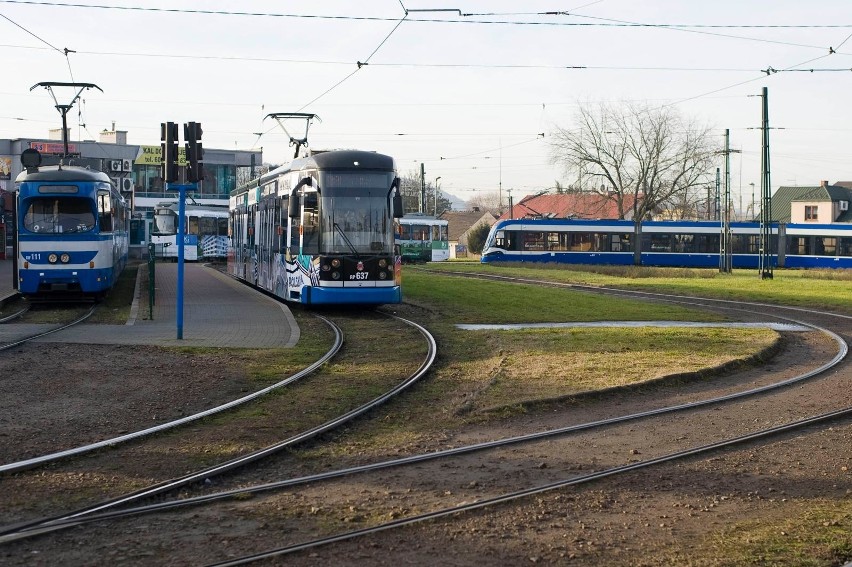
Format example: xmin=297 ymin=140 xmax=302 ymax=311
xmin=0 ymin=303 xmax=96 ymax=351
xmin=0 ymin=275 xmax=849 ymax=565
xmin=0 ymin=312 xmax=437 ymax=549
xmin=0 ymin=296 xmax=28 ymax=323
xmin=0 ymin=315 xmax=344 ymax=475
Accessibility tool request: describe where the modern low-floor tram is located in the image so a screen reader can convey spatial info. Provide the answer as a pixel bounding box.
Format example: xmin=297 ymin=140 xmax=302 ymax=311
xmin=481 ymin=218 xmax=852 ymax=270
xmin=228 ymin=149 xmax=403 ymax=305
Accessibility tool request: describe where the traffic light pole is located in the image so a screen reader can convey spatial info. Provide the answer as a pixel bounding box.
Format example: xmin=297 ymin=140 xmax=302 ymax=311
xmin=166 ymin=183 xmax=197 ymax=340
xmin=161 ymin=120 xmax=203 ymax=339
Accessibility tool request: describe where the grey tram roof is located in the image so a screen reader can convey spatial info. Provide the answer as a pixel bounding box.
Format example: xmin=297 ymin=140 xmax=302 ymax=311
xmin=15 ymin=165 xmax=112 ymax=184
xmin=232 ymin=149 xmax=396 ymax=197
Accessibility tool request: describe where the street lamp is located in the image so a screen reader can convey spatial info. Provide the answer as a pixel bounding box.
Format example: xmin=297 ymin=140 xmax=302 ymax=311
xmin=435 ymin=176 xmax=441 ymax=216
xmin=749 ymin=182 xmax=755 ymax=220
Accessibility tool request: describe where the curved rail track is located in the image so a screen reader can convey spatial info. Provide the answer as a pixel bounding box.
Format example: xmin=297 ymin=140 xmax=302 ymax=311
xmin=0 ymin=302 xmax=29 ymax=323
xmin=0 ymin=315 xmax=344 ymax=475
xmin=0 ymin=303 xmax=96 ymax=351
xmin=0 ymin=312 xmax=437 ymax=545
xmin=1 ymin=273 xmax=849 ymax=565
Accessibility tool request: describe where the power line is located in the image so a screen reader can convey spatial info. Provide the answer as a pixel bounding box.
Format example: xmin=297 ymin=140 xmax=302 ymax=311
xmin=0 ymin=12 xmax=62 ymax=53
xmin=0 ymin=43 xmax=814 ymax=74
xmin=3 ymin=1 xmax=852 ymax=30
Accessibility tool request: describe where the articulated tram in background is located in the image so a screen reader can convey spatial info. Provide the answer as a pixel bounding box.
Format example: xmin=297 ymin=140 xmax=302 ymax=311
xmin=481 ymin=218 xmax=852 ymax=269
xmin=396 ymin=213 xmax=449 ymax=263
xmin=14 ymin=149 xmax=129 ymax=298
xmin=228 ymin=149 xmax=403 ymax=305
xmin=151 ymin=202 xmax=229 ymax=261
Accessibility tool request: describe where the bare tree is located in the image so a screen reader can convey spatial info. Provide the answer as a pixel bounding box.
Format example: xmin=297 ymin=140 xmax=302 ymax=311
xmin=550 ymin=102 xmax=717 ymax=221
xmin=398 ymin=169 xmax=451 ymax=216
xmin=466 ymin=191 xmax=502 ymax=214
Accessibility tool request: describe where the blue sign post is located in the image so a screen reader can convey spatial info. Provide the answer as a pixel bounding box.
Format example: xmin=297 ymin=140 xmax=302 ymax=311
xmin=166 ymin=182 xmax=197 ymax=339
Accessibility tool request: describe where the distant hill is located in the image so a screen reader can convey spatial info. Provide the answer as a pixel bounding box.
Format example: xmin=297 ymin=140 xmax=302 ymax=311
xmin=442 ymin=191 xmax=467 ymax=211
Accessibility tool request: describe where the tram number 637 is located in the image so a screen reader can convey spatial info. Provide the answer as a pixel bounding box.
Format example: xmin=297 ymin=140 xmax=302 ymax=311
xmin=351 ymin=272 xmax=369 ymax=281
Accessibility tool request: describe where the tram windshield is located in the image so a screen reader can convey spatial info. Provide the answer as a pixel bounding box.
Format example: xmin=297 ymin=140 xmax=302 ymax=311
xmin=319 ymin=172 xmax=395 ymax=254
xmin=23 ymin=197 xmax=95 ymax=233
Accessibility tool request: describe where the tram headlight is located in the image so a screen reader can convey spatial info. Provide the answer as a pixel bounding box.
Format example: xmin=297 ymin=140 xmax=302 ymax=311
xmin=331 ymin=258 xmax=341 ymax=268
xmin=48 ymin=253 xmax=58 ymax=264
xmin=378 ymin=258 xmax=387 ymax=268
xmin=378 ymin=271 xmax=388 ymax=280
xmin=321 ymin=264 xmax=330 ymax=272
xmin=60 ymin=253 xmax=70 ymax=264
xmin=331 ymin=271 xmax=341 ymax=280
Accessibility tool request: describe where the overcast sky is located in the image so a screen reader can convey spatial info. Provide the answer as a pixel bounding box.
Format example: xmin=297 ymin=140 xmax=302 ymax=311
xmin=2 ymin=0 xmax=851 ymax=209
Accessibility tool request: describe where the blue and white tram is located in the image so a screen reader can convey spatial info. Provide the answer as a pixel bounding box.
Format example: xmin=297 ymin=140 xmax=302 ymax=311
xmin=481 ymin=218 xmax=852 ymax=270
xmin=228 ymin=149 xmax=403 ymax=305
xmin=14 ymin=150 xmax=129 ymax=297
xmin=151 ymin=202 xmax=229 ymax=261
xmin=784 ymin=223 xmax=852 ymax=269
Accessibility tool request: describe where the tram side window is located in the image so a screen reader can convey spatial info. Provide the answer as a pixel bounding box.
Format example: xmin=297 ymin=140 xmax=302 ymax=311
xmin=199 ymin=216 xmax=217 ymax=237
xmin=98 ymin=191 xmax=113 ymax=232
xmin=493 ymin=230 xmax=520 ymax=251
xmin=569 ymin=232 xmax=593 ymax=251
xmin=840 ymin=237 xmax=852 ymax=257
xmin=431 ymin=225 xmax=440 ymax=241
xmin=647 ymin=234 xmax=672 ymax=252
xmin=271 ymin=200 xmax=280 ymax=254
xmin=523 ymin=232 xmax=545 ymax=251
xmin=440 ymin=224 xmax=448 ymax=242
xmin=672 ymin=234 xmax=694 ymax=253
xmin=610 ymin=233 xmax=631 ymax=252
xmin=815 ymin=237 xmax=835 ymax=256
xmin=732 ymin=234 xmax=758 ymax=254
xmin=413 ymin=224 xmax=429 ymax=241
xmin=302 ymin=192 xmax=319 ymax=254
xmin=247 ymin=205 xmax=256 ymax=247
xmin=548 ymin=232 xmax=566 ymax=251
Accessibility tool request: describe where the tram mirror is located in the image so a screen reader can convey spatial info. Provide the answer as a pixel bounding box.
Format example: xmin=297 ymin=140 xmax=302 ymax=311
xmin=289 ymin=177 xmax=313 ymax=218
xmin=390 ymin=177 xmax=403 ymax=218
xmin=288 ymin=193 xmax=300 ymax=218
xmin=392 ymin=192 xmax=403 ymax=218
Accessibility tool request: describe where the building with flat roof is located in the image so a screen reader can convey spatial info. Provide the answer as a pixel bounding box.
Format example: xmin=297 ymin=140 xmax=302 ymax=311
xmin=0 ymin=127 xmax=262 ymax=256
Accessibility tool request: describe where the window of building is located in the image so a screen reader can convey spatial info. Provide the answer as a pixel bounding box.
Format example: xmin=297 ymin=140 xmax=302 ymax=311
xmin=804 ymin=205 xmax=818 ymax=221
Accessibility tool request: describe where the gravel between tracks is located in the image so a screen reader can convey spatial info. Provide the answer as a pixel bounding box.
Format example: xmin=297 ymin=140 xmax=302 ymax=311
xmin=1 ymin=302 xmax=850 ymax=566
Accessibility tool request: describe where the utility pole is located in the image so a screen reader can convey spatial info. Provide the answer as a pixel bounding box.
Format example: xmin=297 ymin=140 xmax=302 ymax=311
xmin=749 ymin=182 xmax=756 ymax=220
xmin=714 ymin=168 xmax=721 ymax=221
xmin=758 ymin=87 xmax=773 ymax=279
xmin=719 ymin=129 xmax=740 ymax=273
xmin=420 ymin=163 xmax=426 ymax=214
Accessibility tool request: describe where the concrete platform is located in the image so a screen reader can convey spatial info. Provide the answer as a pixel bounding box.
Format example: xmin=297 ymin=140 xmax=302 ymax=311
xmin=0 ymin=259 xmax=299 ymax=348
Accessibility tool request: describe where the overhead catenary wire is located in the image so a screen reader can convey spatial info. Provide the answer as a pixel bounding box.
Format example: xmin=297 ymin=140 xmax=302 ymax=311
xmin=2 ymin=0 xmax=850 ymax=56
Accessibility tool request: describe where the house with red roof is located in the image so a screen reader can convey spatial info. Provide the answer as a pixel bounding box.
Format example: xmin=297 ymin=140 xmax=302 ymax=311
xmin=439 ymin=208 xmax=498 ymax=259
xmin=496 ymin=192 xmax=640 ymax=221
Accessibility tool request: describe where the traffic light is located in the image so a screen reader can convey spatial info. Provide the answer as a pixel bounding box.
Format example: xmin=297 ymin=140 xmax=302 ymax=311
xmin=184 ymin=121 xmax=204 ymax=183
xmin=160 ymin=122 xmax=178 ymax=183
